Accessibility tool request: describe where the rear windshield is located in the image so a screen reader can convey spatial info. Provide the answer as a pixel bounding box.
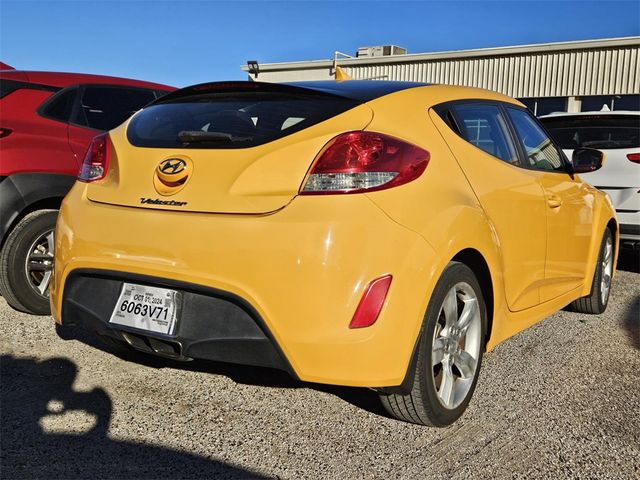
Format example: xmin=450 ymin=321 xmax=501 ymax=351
xmin=541 ymin=115 xmax=640 ymax=150
xmin=127 ymin=92 xmax=360 ymax=149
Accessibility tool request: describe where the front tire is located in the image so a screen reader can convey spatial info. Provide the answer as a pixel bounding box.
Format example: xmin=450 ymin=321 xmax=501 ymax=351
xmin=0 ymin=210 xmax=58 ymax=315
xmin=380 ymin=262 xmax=486 ymax=426
xmin=567 ymin=228 xmax=614 ymax=314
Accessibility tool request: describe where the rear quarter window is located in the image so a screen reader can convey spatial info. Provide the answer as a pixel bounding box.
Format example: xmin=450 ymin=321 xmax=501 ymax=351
xmin=445 ymin=103 xmax=519 ymax=165
xmin=540 ymin=115 xmax=640 ymax=149
xmin=39 ymin=87 xmax=78 ymax=122
xmin=127 ymin=92 xmax=359 ymax=149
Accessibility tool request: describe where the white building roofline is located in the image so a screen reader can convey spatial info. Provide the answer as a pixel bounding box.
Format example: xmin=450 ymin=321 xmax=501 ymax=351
xmin=241 ymin=36 xmax=640 ymax=72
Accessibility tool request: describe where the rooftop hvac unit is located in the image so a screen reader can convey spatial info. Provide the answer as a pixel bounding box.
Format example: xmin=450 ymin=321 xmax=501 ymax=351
xmin=357 ymin=45 xmax=407 ymax=58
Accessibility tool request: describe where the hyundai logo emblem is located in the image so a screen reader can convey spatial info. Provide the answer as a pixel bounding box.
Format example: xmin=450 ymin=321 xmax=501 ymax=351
xmin=159 ymin=158 xmax=187 ymax=175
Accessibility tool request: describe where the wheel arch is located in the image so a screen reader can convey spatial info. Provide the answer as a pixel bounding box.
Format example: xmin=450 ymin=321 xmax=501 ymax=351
xmin=451 ymin=248 xmax=494 ymax=348
xmin=606 ymin=216 xmax=618 ymax=275
xmin=384 ymin=246 xmax=496 ymax=396
xmin=1 ymin=197 xmax=64 ymax=249
xmin=607 ymin=217 xmax=618 ymax=244
xmin=0 ymin=173 xmax=74 ymax=248
xmin=579 ymin=202 xmax=619 ymax=298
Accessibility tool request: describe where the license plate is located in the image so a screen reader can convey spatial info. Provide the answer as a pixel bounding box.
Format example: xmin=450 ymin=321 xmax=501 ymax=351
xmin=109 ymin=283 xmax=179 ymax=335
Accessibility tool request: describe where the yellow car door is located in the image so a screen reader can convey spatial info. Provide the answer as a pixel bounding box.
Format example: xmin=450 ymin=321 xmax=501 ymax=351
xmin=431 ymin=103 xmax=547 ymax=311
xmin=505 ymin=107 xmax=594 ymax=302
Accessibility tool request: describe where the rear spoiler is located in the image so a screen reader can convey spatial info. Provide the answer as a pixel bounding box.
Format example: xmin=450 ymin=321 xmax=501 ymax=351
xmin=151 ymin=80 xmax=428 ymax=106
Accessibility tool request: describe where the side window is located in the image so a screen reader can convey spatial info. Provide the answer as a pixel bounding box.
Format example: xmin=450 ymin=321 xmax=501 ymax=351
xmin=74 ymin=86 xmax=157 ymax=131
xmin=506 ymin=108 xmax=564 ymax=172
xmin=451 ymin=104 xmax=518 ymax=164
xmin=39 ymin=87 xmax=78 ymax=123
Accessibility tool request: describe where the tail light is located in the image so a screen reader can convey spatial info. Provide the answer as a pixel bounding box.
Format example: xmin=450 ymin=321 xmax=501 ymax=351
xmin=627 ymin=153 xmax=640 ymax=164
xmin=300 ymin=131 xmax=429 ymax=194
xmin=79 ymin=133 xmax=110 ymax=182
xmin=0 ymin=128 xmax=12 ymax=138
xmin=349 ymin=275 xmax=393 ymax=329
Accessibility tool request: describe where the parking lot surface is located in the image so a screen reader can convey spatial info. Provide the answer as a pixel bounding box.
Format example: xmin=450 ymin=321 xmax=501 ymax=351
xmin=1 ymin=257 xmax=639 ymax=479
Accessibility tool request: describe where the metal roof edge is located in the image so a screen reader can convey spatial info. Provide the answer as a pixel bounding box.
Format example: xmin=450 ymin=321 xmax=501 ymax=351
xmin=241 ymin=36 xmax=640 ymax=72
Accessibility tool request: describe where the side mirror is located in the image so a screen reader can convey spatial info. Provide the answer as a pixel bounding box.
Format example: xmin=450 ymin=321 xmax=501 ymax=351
xmin=572 ymin=148 xmax=605 ymax=174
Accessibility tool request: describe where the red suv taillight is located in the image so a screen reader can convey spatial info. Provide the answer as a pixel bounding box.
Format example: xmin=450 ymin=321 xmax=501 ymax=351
xmin=627 ymin=153 xmax=640 ymax=164
xmin=78 ymin=133 xmax=110 ymax=182
xmin=300 ymin=131 xmax=430 ymax=194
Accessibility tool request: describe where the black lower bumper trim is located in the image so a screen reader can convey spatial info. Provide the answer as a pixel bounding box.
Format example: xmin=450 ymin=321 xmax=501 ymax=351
xmin=61 ymin=269 xmax=296 ymax=377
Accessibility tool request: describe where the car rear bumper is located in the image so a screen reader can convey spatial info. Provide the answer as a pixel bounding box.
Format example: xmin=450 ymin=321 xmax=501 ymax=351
xmin=596 ymin=186 xmax=639 ymax=243
xmin=51 ymin=184 xmax=436 ymax=387
xmin=62 ymin=269 xmax=295 ymax=374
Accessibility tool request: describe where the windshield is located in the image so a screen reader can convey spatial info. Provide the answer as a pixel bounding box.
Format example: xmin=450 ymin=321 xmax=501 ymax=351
xmin=127 ymin=91 xmax=359 ymax=149
xmin=540 ymin=115 xmax=640 ymax=150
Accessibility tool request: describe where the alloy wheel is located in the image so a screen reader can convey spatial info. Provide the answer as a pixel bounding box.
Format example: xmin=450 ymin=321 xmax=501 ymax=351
xmin=431 ymin=282 xmax=482 ymax=410
xmin=24 ymin=229 xmax=54 ymax=297
xmin=600 ymin=235 xmax=613 ymax=305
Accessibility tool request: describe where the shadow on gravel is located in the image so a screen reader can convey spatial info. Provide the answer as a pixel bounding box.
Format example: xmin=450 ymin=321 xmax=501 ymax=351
xmin=617 ymin=248 xmax=639 ymax=273
xmin=56 ymin=326 xmax=389 ymax=420
xmin=0 ymin=355 xmax=266 ymax=480
xmin=621 ymin=296 xmax=640 ymax=350
xmin=173 ymin=359 xmax=389 ymax=420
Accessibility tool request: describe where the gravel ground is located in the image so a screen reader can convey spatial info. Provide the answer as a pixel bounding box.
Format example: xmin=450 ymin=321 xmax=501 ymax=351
xmin=1 ymin=254 xmax=639 ymax=480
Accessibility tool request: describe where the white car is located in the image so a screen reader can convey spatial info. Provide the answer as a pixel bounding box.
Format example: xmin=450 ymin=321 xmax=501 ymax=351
xmin=540 ymin=110 xmax=639 ymax=247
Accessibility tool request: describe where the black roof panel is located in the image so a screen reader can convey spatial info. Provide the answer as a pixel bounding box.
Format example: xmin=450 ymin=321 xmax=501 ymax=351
xmin=285 ymin=80 xmax=428 ymax=101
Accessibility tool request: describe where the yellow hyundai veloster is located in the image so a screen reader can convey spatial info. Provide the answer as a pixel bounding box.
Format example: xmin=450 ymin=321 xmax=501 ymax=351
xmin=51 ymin=81 xmax=617 ymax=426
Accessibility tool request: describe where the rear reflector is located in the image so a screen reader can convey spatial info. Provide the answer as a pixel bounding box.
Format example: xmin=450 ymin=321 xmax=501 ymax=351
xmin=627 ymin=153 xmax=640 ymax=164
xmin=301 ymin=131 xmax=429 ymax=194
xmin=78 ymin=133 xmax=110 ymax=182
xmin=349 ymin=275 xmax=392 ymax=329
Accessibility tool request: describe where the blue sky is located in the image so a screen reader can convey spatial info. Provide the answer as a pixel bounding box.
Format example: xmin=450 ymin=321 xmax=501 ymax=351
xmin=1 ymin=1 xmax=639 ymax=88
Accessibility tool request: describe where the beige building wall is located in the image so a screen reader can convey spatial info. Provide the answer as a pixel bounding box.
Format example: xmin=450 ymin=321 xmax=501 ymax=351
xmin=241 ymin=37 xmax=640 ymax=112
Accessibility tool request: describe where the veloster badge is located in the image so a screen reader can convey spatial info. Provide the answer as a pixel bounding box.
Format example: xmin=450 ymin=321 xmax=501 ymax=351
xmin=140 ymin=197 xmax=188 ymax=206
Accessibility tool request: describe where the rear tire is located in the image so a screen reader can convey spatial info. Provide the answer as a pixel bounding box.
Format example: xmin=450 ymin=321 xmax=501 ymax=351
xmin=0 ymin=210 xmax=58 ymax=315
xmin=379 ymin=262 xmax=486 ymax=426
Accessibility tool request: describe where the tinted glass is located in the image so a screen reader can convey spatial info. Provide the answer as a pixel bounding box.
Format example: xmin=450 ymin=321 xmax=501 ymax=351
xmin=516 ymin=97 xmax=567 ymax=116
xmin=0 ymin=79 xmax=28 ymax=98
xmin=507 ymin=108 xmax=564 ymax=172
xmin=451 ymin=104 xmax=518 ymax=164
xmin=540 ymin=115 xmax=640 ymax=149
xmin=613 ymin=95 xmax=640 ymax=111
xmin=76 ymin=86 xmax=156 ymax=131
xmin=517 ymin=98 xmax=537 ymax=114
xmin=534 ymin=97 xmax=567 ymax=116
xmin=0 ymin=79 xmax=59 ymax=99
xmin=581 ymin=95 xmax=640 ymax=112
xmin=40 ymin=87 xmax=77 ymax=122
xmin=127 ymin=92 xmax=359 ymax=149
xmin=581 ymin=96 xmax=611 ymax=112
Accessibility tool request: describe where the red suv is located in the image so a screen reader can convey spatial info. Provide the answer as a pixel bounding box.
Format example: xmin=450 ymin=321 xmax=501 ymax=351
xmin=0 ymin=69 xmax=174 ymax=315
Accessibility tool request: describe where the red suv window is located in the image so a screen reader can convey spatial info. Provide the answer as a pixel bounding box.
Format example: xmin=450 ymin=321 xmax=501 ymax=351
xmin=74 ymin=86 xmax=157 ymax=131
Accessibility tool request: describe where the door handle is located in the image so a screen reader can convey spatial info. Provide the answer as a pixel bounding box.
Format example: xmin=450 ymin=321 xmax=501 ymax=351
xmin=547 ymin=195 xmax=562 ymax=208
